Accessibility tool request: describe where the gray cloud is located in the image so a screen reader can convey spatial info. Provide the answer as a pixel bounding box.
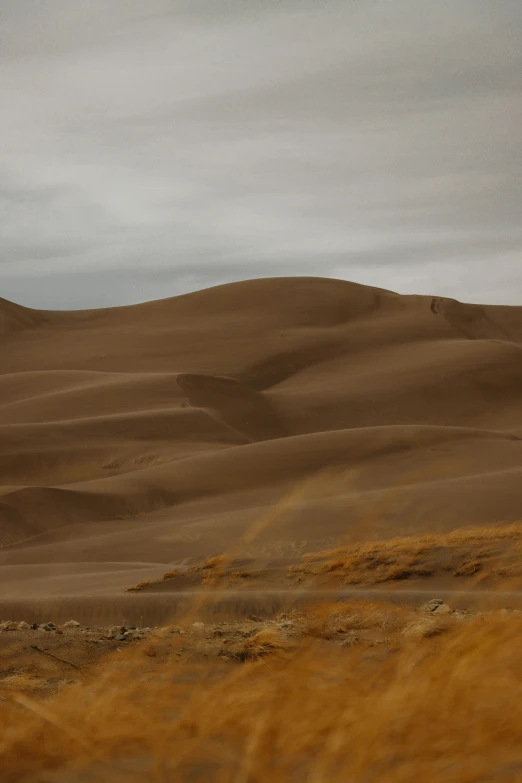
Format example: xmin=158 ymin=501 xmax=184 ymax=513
xmin=1 ymin=0 xmax=521 ymax=309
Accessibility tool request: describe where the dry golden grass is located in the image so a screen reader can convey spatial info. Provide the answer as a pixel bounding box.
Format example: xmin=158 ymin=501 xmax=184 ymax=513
xmin=126 ymin=556 xmax=258 ymax=592
xmin=126 ymin=523 xmax=522 ymax=594
xmin=197 ymin=555 xmax=232 ymax=586
xmin=162 ymin=570 xmax=182 ymax=580
xmin=125 ymin=580 xmax=156 ymax=593
xmin=228 ymin=626 xmax=293 ymax=661
xmin=303 ymin=600 xmax=412 ymax=640
xmin=290 ymin=522 xmax=522 ymax=585
xmin=2 ymin=603 xmax=522 ymax=781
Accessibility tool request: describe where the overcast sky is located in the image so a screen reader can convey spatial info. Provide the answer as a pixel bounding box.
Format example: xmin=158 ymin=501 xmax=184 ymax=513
xmin=1 ymin=0 xmax=521 ymax=309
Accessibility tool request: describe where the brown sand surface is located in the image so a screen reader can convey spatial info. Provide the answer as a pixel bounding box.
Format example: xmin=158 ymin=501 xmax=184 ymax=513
xmin=1 ymin=277 xmax=522 ymax=620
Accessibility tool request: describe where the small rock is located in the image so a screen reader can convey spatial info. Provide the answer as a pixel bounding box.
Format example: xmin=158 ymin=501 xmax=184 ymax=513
xmin=42 ymin=624 xmax=55 ymax=632
xmin=55 ymin=629 xmax=64 ymax=635
xmin=247 ymin=615 xmax=263 ymax=622
xmin=421 ymin=599 xmax=444 ymax=613
xmin=63 ymin=620 xmax=81 ymax=628
xmin=107 ymin=626 xmax=126 ymax=636
xmin=192 ymin=622 xmax=205 ymax=630
xmin=432 ymin=603 xmax=452 ymax=615
xmin=115 ymin=634 xmax=126 ymax=642
xmin=30 ymin=623 xmax=39 ymax=630
xmin=17 ymin=621 xmax=31 ymax=631
xmin=278 ymin=622 xmax=294 ymax=630
xmin=0 ymin=621 xmax=16 ymax=632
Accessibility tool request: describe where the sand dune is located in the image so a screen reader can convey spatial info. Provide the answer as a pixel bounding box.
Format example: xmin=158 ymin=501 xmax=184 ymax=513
xmin=1 ymin=277 xmax=522 ymax=611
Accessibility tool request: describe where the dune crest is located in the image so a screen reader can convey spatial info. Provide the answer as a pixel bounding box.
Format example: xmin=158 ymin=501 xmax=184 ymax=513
xmin=0 ymin=298 xmax=43 ymax=337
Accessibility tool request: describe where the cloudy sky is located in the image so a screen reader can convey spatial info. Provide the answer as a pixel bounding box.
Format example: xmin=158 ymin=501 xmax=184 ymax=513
xmin=1 ymin=0 xmax=521 ymax=309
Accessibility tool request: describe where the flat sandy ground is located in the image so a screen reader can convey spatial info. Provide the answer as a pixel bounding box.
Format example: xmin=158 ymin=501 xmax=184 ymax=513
xmin=1 ymin=276 xmax=522 ymax=622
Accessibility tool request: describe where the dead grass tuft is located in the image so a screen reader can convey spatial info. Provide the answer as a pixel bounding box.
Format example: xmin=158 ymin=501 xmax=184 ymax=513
xmin=230 ymin=627 xmax=292 ymax=661
xmin=304 ymin=600 xmax=412 ymax=642
xmin=291 ymin=523 xmax=522 ymax=585
xmin=125 ymin=580 xmax=156 ymax=593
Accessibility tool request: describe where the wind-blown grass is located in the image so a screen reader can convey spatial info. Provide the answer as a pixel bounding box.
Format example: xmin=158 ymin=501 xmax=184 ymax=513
xmin=2 ymin=605 xmax=522 ymax=781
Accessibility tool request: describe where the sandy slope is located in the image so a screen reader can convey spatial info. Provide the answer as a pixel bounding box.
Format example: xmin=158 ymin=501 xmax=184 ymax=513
xmin=1 ymin=277 xmax=522 ymax=612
